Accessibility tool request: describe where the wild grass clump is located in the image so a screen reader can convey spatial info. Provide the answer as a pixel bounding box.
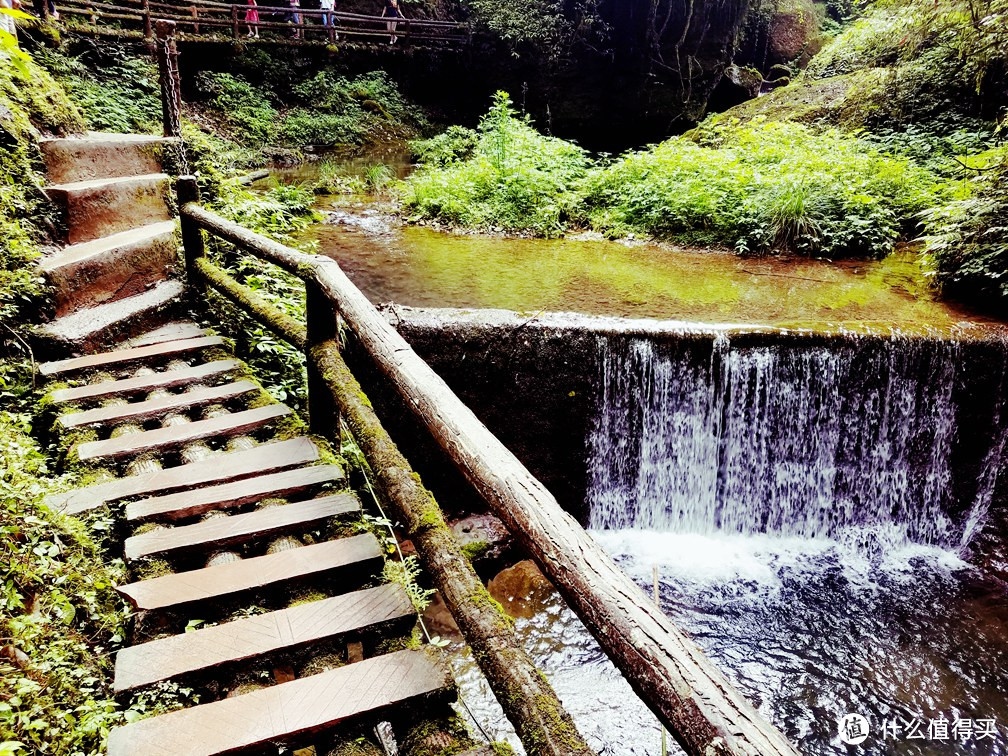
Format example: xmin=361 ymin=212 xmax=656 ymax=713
xmin=580 ymin=118 xmax=942 ymax=256
xmin=409 ymin=125 xmax=479 ymax=167
xmin=402 ymin=92 xmax=589 ymax=236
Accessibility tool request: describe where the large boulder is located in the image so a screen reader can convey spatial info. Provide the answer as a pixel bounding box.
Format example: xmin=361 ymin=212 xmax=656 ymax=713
xmin=767 ymin=0 xmax=824 ymax=67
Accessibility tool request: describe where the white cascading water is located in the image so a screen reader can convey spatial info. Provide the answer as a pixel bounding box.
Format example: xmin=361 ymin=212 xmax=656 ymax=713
xmin=587 ymin=334 xmax=1000 ymax=549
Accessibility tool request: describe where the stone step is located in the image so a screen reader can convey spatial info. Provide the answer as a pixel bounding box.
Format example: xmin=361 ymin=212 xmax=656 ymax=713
xmin=41 ymin=132 xmax=178 ymax=184
xmin=47 ymin=173 xmax=172 ymax=244
xmin=48 ymin=359 xmax=238 ymax=405
xmin=47 ymin=437 xmax=320 ymax=515
xmin=37 ymin=279 xmax=185 ymax=353
xmin=107 ymin=649 xmax=453 ymax=756
xmin=59 ymin=380 xmax=257 ymax=429
xmin=76 ymin=404 xmax=291 ymax=463
xmin=40 ymin=221 xmax=178 ymax=317
xmin=117 ymin=533 xmax=383 ymax=613
xmin=126 ymin=464 xmax=345 ymax=523
xmin=125 ymin=491 xmax=360 ymax=560
xmin=40 ymin=334 xmax=224 ymax=377
xmin=126 ymin=321 xmax=207 ymax=348
xmin=113 ymin=582 xmax=414 ymax=692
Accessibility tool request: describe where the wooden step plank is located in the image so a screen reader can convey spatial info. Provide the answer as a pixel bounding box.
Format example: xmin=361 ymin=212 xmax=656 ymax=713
xmin=124 ymin=492 xmax=360 ymax=560
xmin=60 ymin=380 xmax=258 ymax=429
xmin=126 ymin=321 xmax=207 ymax=347
xmin=48 ymin=359 xmax=239 ymax=405
xmin=117 ymin=533 xmax=383 ymax=613
xmin=113 ymin=583 xmax=415 ymax=692
xmin=126 ymin=464 xmax=345 ymax=523
xmin=107 ymin=648 xmax=453 ymax=756
xmin=47 ymin=437 xmax=319 ymax=515
xmin=76 ymin=404 xmax=290 ymax=462
xmin=39 ymin=335 xmax=224 ymax=376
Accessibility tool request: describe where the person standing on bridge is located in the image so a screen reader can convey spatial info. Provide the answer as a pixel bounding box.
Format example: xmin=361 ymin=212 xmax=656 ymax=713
xmin=319 ymin=0 xmax=336 ymax=38
xmin=288 ymin=0 xmax=302 ymax=38
xmin=244 ymin=0 xmax=259 ymax=38
xmin=382 ymin=0 xmax=402 ymax=44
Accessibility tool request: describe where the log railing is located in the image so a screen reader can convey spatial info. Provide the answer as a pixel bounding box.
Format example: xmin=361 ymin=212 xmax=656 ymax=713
xmin=56 ymin=0 xmax=468 ymax=45
xmin=177 ymin=176 xmax=801 ymax=756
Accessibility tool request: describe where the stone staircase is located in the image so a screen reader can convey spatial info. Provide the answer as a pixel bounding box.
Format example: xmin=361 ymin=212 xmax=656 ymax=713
xmin=35 ymin=134 xmax=457 ymax=754
xmin=37 ymin=132 xmax=184 ymax=351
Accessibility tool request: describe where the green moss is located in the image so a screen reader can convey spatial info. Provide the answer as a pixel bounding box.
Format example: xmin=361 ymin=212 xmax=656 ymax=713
xmin=460 ymin=539 xmax=491 ymax=562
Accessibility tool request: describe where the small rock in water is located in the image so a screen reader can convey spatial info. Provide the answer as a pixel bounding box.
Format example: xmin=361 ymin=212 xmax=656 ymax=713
xmin=488 ymin=559 xmax=555 ymax=619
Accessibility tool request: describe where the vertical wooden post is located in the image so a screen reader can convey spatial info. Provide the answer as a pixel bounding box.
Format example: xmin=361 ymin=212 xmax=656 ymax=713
xmin=305 ymin=279 xmax=339 ymax=437
xmin=177 ymin=176 xmax=206 ymax=297
xmin=190 ymin=5 xmax=199 ymax=33
xmin=155 ymin=21 xmax=182 ymax=138
xmin=142 ymin=0 xmax=152 ymax=40
xmin=231 ymin=4 xmax=239 ymax=37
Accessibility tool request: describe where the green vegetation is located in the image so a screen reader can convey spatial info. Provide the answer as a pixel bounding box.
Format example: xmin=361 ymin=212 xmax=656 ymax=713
xmin=404 ymin=92 xmax=589 ymax=236
xmin=581 ymin=117 xmax=941 ymax=257
xmin=196 ymin=68 xmax=429 ymax=153
xmin=0 ymin=44 xmax=81 ymax=325
xmin=404 ymin=95 xmax=941 ymax=256
xmin=923 ymin=146 xmax=1008 ymax=311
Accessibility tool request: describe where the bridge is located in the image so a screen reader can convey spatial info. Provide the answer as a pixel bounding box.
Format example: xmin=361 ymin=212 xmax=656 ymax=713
xmin=50 ymin=0 xmax=469 ymax=47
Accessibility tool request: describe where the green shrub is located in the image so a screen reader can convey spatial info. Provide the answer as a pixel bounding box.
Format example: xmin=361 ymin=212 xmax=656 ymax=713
xmin=35 ymin=46 xmax=159 ymax=134
xmin=922 ymin=146 xmax=1008 ymax=311
xmin=579 ymin=117 xmax=942 ymax=256
xmin=402 ymin=92 xmax=589 ymax=236
xmin=195 ymin=71 xmax=278 ymax=144
xmin=410 ymin=125 xmax=479 ymax=167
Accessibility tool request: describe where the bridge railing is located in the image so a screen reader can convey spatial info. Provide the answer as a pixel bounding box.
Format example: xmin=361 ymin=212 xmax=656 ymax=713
xmin=174 ymin=175 xmax=801 ymax=756
xmin=56 ymin=0 xmax=468 ymax=44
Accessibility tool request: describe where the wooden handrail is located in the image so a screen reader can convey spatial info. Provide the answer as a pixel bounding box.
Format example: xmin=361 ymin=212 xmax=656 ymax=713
xmin=178 ymin=189 xmax=801 ymax=756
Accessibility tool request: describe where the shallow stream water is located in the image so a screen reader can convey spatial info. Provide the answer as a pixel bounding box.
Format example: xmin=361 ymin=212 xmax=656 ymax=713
xmin=266 ymin=159 xmax=1008 ymax=755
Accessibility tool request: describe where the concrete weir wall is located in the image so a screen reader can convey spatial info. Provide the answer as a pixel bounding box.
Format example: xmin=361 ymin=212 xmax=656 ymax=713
xmin=343 ymin=306 xmax=1008 ymax=570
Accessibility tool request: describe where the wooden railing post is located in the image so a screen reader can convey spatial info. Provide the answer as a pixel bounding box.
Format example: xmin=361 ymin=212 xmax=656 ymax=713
xmin=142 ymin=0 xmax=152 ymax=40
xmin=155 ymin=21 xmax=183 ymax=138
xmin=231 ymin=4 xmax=238 ymax=37
xmin=305 ymin=279 xmax=339 ymax=436
xmin=177 ymin=176 xmax=206 ymax=297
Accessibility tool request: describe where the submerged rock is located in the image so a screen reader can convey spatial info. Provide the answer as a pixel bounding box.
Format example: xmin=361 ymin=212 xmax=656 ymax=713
xmin=488 ymin=560 xmax=555 ymax=619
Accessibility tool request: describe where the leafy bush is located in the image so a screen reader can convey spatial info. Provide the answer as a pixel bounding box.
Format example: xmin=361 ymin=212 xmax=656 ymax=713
xmin=195 ymin=71 xmax=278 ymax=144
xmin=923 ymin=146 xmax=1008 ymax=311
xmin=35 ymin=46 xmax=160 ymax=134
xmin=402 ymin=92 xmax=589 ymax=236
xmin=580 ymin=117 xmax=942 ymax=256
xmin=409 ymin=125 xmax=478 ymax=167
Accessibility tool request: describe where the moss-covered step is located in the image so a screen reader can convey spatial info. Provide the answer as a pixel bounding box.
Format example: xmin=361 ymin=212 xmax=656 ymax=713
xmin=113 ymin=582 xmax=414 ymax=692
xmin=76 ymin=403 xmax=290 ymax=462
xmin=124 ymin=491 xmax=360 ymax=560
xmin=46 ymin=436 xmax=321 ymax=515
xmin=59 ymin=380 xmax=257 ymax=429
xmin=107 ymin=648 xmax=454 ymax=756
xmin=40 ymin=221 xmax=179 ymax=317
xmin=37 ymin=279 xmax=186 ymax=353
xmin=40 ymin=132 xmax=179 ymax=184
xmin=116 ymin=533 xmax=383 ymax=613
xmin=47 ymin=173 xmax=172 ymax=245
xmin=125 ymin=463 xmax=344 ymax=522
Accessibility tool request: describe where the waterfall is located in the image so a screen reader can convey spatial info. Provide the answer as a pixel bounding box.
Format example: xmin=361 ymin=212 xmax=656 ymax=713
xmin=587 ymin=334 xmax=1007 ymax=549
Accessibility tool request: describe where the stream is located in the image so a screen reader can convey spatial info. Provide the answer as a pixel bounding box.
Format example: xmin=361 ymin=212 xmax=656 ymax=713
xmin=264 ymin=158 xmax=1008 ymax=755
